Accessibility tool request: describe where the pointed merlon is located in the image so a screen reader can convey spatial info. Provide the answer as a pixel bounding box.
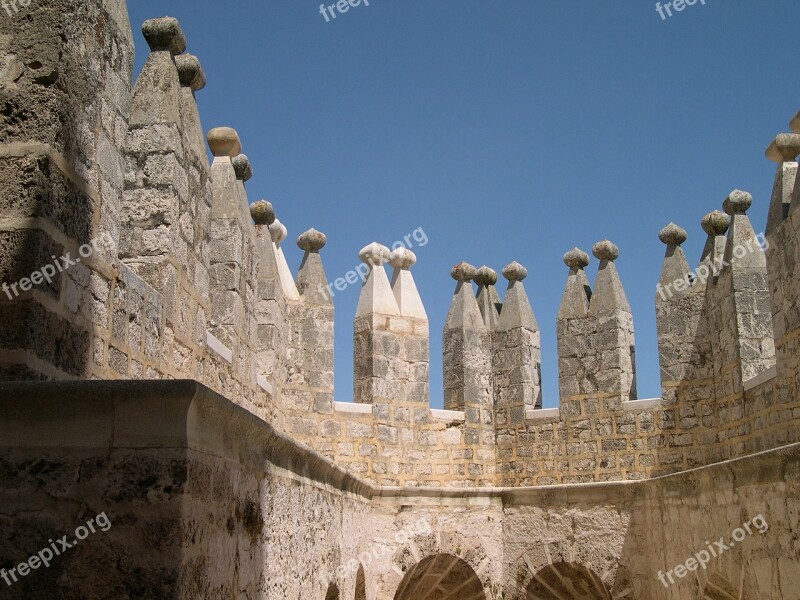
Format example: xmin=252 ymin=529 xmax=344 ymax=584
xmin=474 ymin=266 xmax=501 ymax=329
xmin=142 ymin=17 xmax=187 ymax=55
xmin=558 ymin=248 xmax=591 ymax=319
xmin=589 ymin=240 xmax=630 ymax=313
xmin=389 ymin=248 xmax=427 ymax=320
xmin=175 ymin=54 xmax=206 ymax=92
xmin=296 ymin=229 xmax=332 ymax=305
xmin=765 ymin=134 xmax=800 ymax=235
xmin=722 ymin=190 xmax=767 ymax=269
xmin=270 ymin=219 xmax=301 ymax=301
xmin=355 ymin=243 xmax=399 ymax=317
xmin=251 ymin=201 xmax=281 ymax=283
xmin=445 ymin=262 xmax=484 ymax=330
xmin=657 ymin=223 xmax=691 ymax=296
xmin=232 ymin=154 xmax=253 ymax=182
xmin=497 ymin=262 xmax=538 ymax=331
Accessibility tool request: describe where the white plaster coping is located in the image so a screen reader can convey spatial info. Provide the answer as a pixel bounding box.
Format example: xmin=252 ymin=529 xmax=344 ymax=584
xmin=256 ymin=374 xmax=273 ymax=396
xmin=206 ymin=331 xmax=233 ymax=363
xmin=744 ymin=365 xmax=777 ymax=392
xmin=622 ymin=398 xmax=662 ymax=411
xmin=525 ymin=407 xmax=560 ymax=420
xmin=430 ymin=409 xmax=465 ymax=422
xmin=334 ymin=402 xmax=373 ymax=415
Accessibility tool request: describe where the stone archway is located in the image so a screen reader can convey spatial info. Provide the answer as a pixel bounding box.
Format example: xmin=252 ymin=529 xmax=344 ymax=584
xmin=325 ymin=582 xmax=340 ymax=600
xmin=525 ymin=562 xmax=612 ymax=600
xmin=393 ymin=553 xmax=486 ymax=600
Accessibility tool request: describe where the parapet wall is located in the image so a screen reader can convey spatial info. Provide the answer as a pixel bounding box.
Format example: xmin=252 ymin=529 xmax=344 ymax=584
xmin=1 ymin=2 xmax=800 ymax=490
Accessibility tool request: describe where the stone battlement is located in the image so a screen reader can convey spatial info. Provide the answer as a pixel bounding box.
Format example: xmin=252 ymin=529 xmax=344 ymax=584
xmin=1 ymin=5 xmax=799 ymax=489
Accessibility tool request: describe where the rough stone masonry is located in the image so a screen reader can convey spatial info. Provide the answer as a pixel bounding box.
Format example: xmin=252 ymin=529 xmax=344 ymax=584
xmin=0 ymin=1 xmax=798 ymax=598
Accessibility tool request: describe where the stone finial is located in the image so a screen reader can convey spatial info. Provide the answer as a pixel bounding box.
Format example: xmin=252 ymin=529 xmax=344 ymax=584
xmin=359 ymin=243 xmax=391 ymax=266
xmin=250 ymin=200 xmax=275 ymax=226
xmin=563 ymin=248 xmax=590 ymax=270
xmin=451 ymin=262 xmax=477 ymax=282
xmin=723 ymin=190 xmax=753 ymax=215
xmin=592 ymin=240 xmax=619 ymax=262
xmin=297 ymin=228 xmax=327 ymax=252
xmin=142 ymin=17 xmax=187 ymax=55
xmin=175 ymin=54 xmax=206 ymax=91
xmin=765 ymin=133 xmax=800 ymax=163
xmin=232 ymin=154 xmax=253 ymax=182
xmin=207 ymin=127 xmax=242 ymax=158
xmin=473 ymin=266 xmax=497 ymax=287
xmin=659 ymin=223 xmax=688 ymax=246
xmin=269 ymin=219 xmax=288 ymax=246
xmin=701 ymin=210 xmax=730 ymax=236
xmin=502 ymin=261 xmax=528 ymax=282
xmin=389 ymin=248 xmax=416 ymax=270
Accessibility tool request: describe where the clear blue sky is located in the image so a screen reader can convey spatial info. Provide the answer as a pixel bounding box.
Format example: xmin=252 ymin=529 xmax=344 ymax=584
xmin=129 ymin=1 xmax=798 ymax=408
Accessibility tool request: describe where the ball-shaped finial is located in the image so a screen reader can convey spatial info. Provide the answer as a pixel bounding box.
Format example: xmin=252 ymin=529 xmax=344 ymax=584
xmin=232 ymin=154 xmax=253 ymax=182
xmin=701 ymin=211 xmax=730 ymax=236
xmin=297 ymin=228 xmax=327 ymax=252
xmin=450 ymin=262 xmax=477 ymax=282
xmin=502 ymin=261 xmax=528 ymax=282
xmin=142 ymin=17 xmax=187 ymax=55
xmin=592 ymin=240 xmax=619 ymax=262
xmin=269 ymin=219 xmax=288 ymax=245
xmin=658 ymin=223 xmax=688 ymax=246
xmin=563 ymin=248 xmax=590 ymax=270
xmin=723 ymin=190 xmax=753 ymax=215
xmin=175 ymin=54 xmax=206 ymax=91
xmin=249 ymin=200 xmax=275 ymax=226
xmin=359 ymin=243 xmax=391 ymax=266
xmin=207 ymin=127 xmax=242 ymax=158
xmin=765 ymin=133 xmax=800 ymax=163
xmin=389 ymin=248 xmax=417 ymax=270
xmin=473 ymin=266 xmax=498 ymax=286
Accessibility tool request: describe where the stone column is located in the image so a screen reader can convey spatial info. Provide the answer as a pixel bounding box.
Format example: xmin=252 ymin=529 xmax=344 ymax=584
xmin=764 ymin=133 xmax=800 ymax=374
xmin=442 ymin=262 xmax=493 ymax=441
xmin=292 ymin=228 xmax=335 ymax=413
xmin=493 ymin=262 xmax=542 ymax=429
xmin=590 ymin=240 xmax=637 ymax=405
xmin=557 ymin=248 xmax=592 ymax=410
xmin=706 ymin=191 xmax=775 ymax=392
xmin=655 ymin=223 xmax=705 ymax=402
xmin=252 ymin=200 xmax=289 ymax=389
xmin=353 ymin=243 xmax=402 ymax=404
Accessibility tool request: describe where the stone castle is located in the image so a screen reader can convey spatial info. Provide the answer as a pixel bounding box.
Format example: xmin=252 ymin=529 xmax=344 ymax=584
xmin=0 ymin=2 xmax=798 ymax=599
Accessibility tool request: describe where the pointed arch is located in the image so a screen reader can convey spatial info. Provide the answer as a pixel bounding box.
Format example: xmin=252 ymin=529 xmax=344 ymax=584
xmin=525 ymin=562 xmax=612 ymax=600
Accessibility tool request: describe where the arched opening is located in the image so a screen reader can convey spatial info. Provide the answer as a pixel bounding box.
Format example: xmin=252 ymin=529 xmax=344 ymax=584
xmin=702 ymin=572 xmax=739 ymax=600
xmin=525 ymin=562 xmax=611 ymax=600
xmin=393 ymin=553 xmax=486 ymax=600
xmin=325 ymin=582 xmax=340 ymax=600
xmin=355 ymin=566 xmax=366 ymax=600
